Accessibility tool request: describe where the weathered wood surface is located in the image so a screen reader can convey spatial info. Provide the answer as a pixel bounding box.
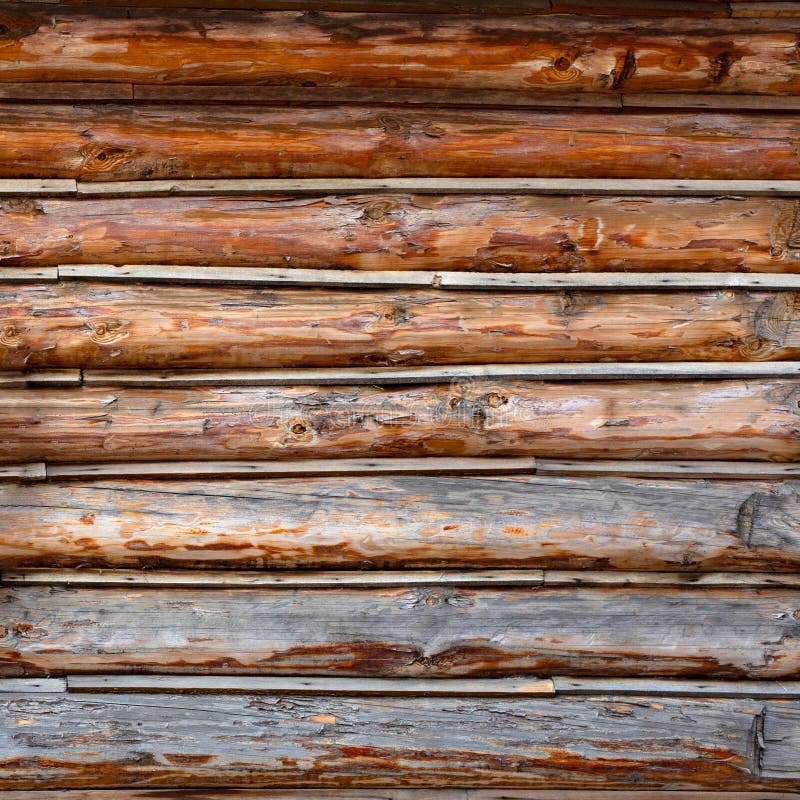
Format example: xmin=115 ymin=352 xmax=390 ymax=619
xmin=6 ymin=284 xmax=800 ymax=369
xmin=7 ymin=106 xmax=800 ymax=181
xmin=4 ymin=195 xmax=800 ymax=272
xmin=4 ymin=584 xmax=800 ymax=677
xmin=1 ymin=7 xmax=799 ymax=95
xmin=2 ymin=474 xmax=800 ymax=570
xmin=2 ymin=794 xmax=800 ymax=800
xmin=4 ymin=380 xmax=800 ymax=463
xmin=1 ymin=693 xmax=798 ymax=789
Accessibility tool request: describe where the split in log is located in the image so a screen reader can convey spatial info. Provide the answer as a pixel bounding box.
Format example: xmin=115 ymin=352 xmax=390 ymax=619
xmin=6 ymin=105 xmax=800 ymax=181
xmin=4 ymin=583 xmax=800 ymax=678
xmin=3 ymin=194 xmax=800 ymax=272
xmin=0 ymin=692 xmax=798 ymax=788
xmin=2 ymin=474 xmax=800 ymax=570
xmin=5 ymin=284 xmax=800 ymax=369
xmin=3 ymin=380 xmax=800 ymax=463
xmin=0 ymin=7 xmax=798 ymax=95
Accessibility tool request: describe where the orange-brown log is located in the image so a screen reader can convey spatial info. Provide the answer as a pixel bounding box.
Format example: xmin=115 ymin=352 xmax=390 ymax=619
xmin=2 ymin=474 xmax=799 ymax=571
xmin=2 ymin=195 xmax=800 ymax=272
xmin=0 ymin=6 xmax=796 ymax=94
xmin=3 ymin=380 xmax=800 ymax=463
xmin=3 ymin=284 xmax=800 ymax=369
xmin=5 ymin=105 xmax=800 ymax=181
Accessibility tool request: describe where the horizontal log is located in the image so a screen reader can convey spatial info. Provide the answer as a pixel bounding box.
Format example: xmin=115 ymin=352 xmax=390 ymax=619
xmin=0 ymin=678 xmax=65 ymax=692
xmin=552 ymin=677 xmax=800 ymax=698
xmin=7 ymin=284 xmax=800 ymax=369
xmin=0 ymin=370 xmax=81 ymax=388
xmin=4 ymin=583 xmax=800 ymax=678
xmin=0 ymin=463 xmax=44 ymax=482
xmin=3 ymin=473 xmax=800 ymax=570
xmin=8 ymin=106 xmax=800 ymax=181
xmin=5 ymin=194 xmax=800 ymax=272
xmin=3 ymin=380 xmax=800 ymax=463
xmin=1 ymin=7 xmax=799 ymax=95
xmin=1 ymin=693 xmax=799 ymax=790
xmin=1 ymin=794 xmax=799 ymax=800
xmin=536 ymin=458 xmax=800 ymax=478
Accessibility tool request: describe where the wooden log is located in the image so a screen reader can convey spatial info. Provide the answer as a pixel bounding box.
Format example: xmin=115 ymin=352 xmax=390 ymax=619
xmin=4 ymin=583 xmax=800 ymax=678
xmin=1 ymin=794 xmax=799 ymax=800
xmin=7 ymin=105 xmax=800 ymax=181
xmin=552 ymin=677 xmax=800 ymax=698
xmin=2 ymin=693 xmax=798 ymax=790
xmin=0 ymin=7 xmax=799 ymax=95
xmin=3 ymin=473 xmax=800 ymax=571
xmin=4 ymin=194 xmax=800 ymax=272
xmin=3 ymin=380 xmax=800 ymax=463
xmin=7 ymin=284 xmax=800 ymax=369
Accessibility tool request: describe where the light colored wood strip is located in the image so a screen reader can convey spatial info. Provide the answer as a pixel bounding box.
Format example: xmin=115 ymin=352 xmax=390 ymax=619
xmin=74 ymin=177 xmax=800 ymax=198
xmin=0 ymin=678 xmax=66 ymax=693
xmin=58 ymin=264 xmax=436 ymax=286
xmin=0 ymin=267 xmax=58 ymax=282
xmin=553 ymin=678 xmax=800 ymax=698
xmin=535 ymin=459 xmax=800 ymax=479
xmin=22 ymin=369 xmax=82 ymax=387
xmin=82 ymin=363 xmax=800 ymax=387
xmin=0 ymin=179 xmax=76 ymax=196
xmin=44 ymin=457 xmax=537 ymax=479
xmin=0 ymin=463 xmax=45 ymax=482
xmin=1 ymin=568 xmax=546 ymax=587
xmin=543 ymin=571 xmax=800 ymax=588
xmin=0 ymin=374 xmax=26 ymax=389
xmin=66 ymin=675 xmax=555 ymax=696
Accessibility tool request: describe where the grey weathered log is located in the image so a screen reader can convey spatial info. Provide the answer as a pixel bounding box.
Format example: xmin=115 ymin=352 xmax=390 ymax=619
xmin=0 ymin=693 xmax=798 ymax=789
xmin=3 ymin=473 xmax=800 ymax=571
xmin=4 ymin=584 xmax=800 ymax=678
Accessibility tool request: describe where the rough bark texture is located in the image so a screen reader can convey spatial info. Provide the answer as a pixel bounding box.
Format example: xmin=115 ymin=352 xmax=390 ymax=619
xmin=4 ymin=584 xmax=800 ymax=677
xmin=3 ymin=380 xmax=800 ymax=463
xmin=2 ymin=475 xmax=800 ymax=571
xmin=2 ymin=195 xmax=800 ymax=272
xmin=0 ymin=7 xmax=797 ymax=94
xmin=1 ymin=692 xmax=799 ymax=789
xmin=4 ymin=284 xmax=800 ymax=369
xmin=4 ymin=105 xmax=800 ymax=181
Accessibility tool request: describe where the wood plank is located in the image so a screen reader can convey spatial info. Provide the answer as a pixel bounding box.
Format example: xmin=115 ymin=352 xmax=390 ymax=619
xmin=0 ymin=678 xmax=65 ymax=692
xmin=543 ymin=572 xmax=800 ymax=588
xmin=6 ymin=193 xmax=800 ymax=273
xmin=0 ymin=179 xmax=75 ymax=195
xmin=536 ymin=459 xmax=800 ymax=478
xmin=10 ymin=472 xmax=800 ymax=571
xmin=81 ymin=365 xmax=800 ymax=387
xmin=0 ymin=268 xmax=57 ymax=283
xmin=0 ymin=82 xmax=133 ymax=101
xmin=4 ymin=380 xmax=800 ymax=463
xmin=553 ymin=678 xmax=800 ymax=698
xmin=0 ymin=463 xmax=45 ymax=482
xmin=623 ymin=92 xmax=800 ymax=109
xmin=11 ymin=283 xmax=800 ymax=370
xmin=0 ymin=693 xmax=797 ymax=789
xmin=10 ymin=106 xmax=800 ymax=182
xmin=2 ymin=9 xmax=800 ymax=95
xmin=4 ymin=584 xmax=800 ymax=678
xmin=0 ymin=371 xmax=81 ymax=388
xmin=66 ymin=675 xmax=556 ymax=696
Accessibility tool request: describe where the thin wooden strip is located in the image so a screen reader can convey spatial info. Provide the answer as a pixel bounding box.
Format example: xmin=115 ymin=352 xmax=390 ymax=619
xmin=5 ymin=584 xmax=800 ymax=678
xmin=535 ymin=459 xmax=800 ymax=478
xmin=543 ymin=571 xmax=800 ymax=588
xmin=623 ymin=92 xmax=800 ymax=109
xmin=733 ymin=2 xmax=800 ymax=17
xmin=0 ymin=371 xmax=83 ymax=388
xmin=0 ymin=794 xmax=797 ymax=800
xmin=6 ymin=472 xmax=800 ymax=572
xmin=0 ymin=678 xmax=65 ymax=693
xmin=553 ymin=678 xmax=800 ymax=698
xmin=74 ymin=178 xmax=800 ymax=196
xmin=16 ymin=194 xmax=800 ymax=274
xmin=0 ymin=268 xmax=57 ymax=283
xmin=0 ymin=569 xmax=546 ymax=588
xmin=66 ymin=675 xmax=556 ymax=696
xmin=44 ymin=457 xmax=537 ymax=479
xmin=2 ymin=693 xmax=796 ymax=790
xmin=4 ymin=9 xmax=800 ymax=95
xmin=82 ymin=365 xmax=800 ymax=388
xmin=0 ymin=179 xmax=75 ymax=195
xmin=4 ymin=380 xmax=800 ymax=463
xmin=0 ymin=82 xmax=133 ymax=101
xmin=0 ymin=463 xmax=45 ymax=482
xmin=57 ymin=264 xmax=436 ymax=286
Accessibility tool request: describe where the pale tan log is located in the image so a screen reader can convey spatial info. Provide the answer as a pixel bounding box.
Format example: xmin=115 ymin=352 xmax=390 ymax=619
xmin=552 ymin=677 xmax=800 ymax=698
xmin=535 ymin=459 xmax=800 ymax=478
xmin=0 ymin=268 xmax=57 ymax=282
xmin=0 ymin=179 xmax=75 ymax=195
xmin=3 ymin=380 xmax=800 ymax=463
xmin=542 ymin=572 xmax=800 ymax=588
xmin=0 ymin=463 xmax=45 ymax=482
xmin=0 ymin=678 xmax=65 ymax=692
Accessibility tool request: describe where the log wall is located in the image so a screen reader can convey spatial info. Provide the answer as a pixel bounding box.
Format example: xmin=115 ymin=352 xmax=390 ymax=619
xmin=3 ymin=0 xmax=800 ymax=796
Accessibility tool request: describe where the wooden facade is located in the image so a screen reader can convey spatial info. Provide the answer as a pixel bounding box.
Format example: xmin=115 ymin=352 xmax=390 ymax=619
xmin=2 ymin=0 xmax=800 ymax=795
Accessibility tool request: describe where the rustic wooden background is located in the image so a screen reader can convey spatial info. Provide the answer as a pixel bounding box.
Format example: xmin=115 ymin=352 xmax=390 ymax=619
xmin=1 ymin=0 xmax=800 ymax=795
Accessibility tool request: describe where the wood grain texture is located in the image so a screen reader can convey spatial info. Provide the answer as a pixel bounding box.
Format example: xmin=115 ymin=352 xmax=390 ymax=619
xmin=3 ymin=380 xmax=800 ymax=463
xmin=2 ymin=474 xmax=800 ymax=571
xmin=0 ymin=692 xmax=798 ymax=789
xmin=6 ymin=284 xmax=800 ymax=369
xmin=4 ymin=194 xmax=800 ymax=272
xmin=0 ymin=7 xmax=798 ymax=95
xmin=4 ymin=583 xmax=800 ymax=677
xmin=1 ymin=794 xmax=799 ymax=800
xmin=6 ymin=106 xmax=800 ymax=181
